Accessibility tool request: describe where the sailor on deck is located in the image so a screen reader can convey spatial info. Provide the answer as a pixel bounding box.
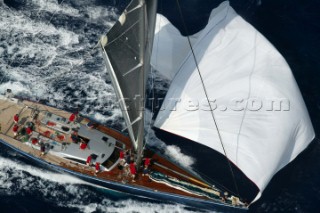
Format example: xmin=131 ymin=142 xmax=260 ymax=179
xmin=31 ymin=138 xmax=38 ymax=145
xmin=71 ymin=131 xmax=80 ymax=143
xmin=95 ymin=162 xmax=101 ymax=175
xmin=68 ymin=112 xmax=78 ymax=124
xmin=129 ymin=161 xmax=137 ymax=182
xmin=40 ymin=142 xmax=46 ymax=156
xmin=26 ymin=127 xmax=33 ymax=136
xmin=119 ymin=150 xmax=125 ymax=163
xmin=124 ymin=150 xmax=131 ymax=166
xmin=13 ymin=114 xmax=19 ymax=124
xmin=86 ymin=155 xmax=93 ymax=166
xmin=79 ymin=140 xmax=89 ymax=150
xmin=12 ymin=124 xmax=19 ymax=136
xmin=144 ymin=157 xmax=151 ymax=168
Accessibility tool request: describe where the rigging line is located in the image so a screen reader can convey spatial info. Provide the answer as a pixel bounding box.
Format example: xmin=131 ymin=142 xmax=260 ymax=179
xmin=193 ymin=168 xmax=239 ymax=196
xmin=175 ymin=0 xmax=240 ymax=197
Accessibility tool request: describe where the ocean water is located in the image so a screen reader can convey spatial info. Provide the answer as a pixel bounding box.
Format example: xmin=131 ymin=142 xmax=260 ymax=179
xmin=0 ymin=0 xmax=319 ymax=212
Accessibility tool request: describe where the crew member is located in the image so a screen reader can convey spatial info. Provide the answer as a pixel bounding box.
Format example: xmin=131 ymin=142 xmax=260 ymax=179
xmin=71 ymin=131 xmax=80 ymax=143
xmin=86 ymin=155 xmax=92 ymax=166
xmin=119 ymin=150 xmax=125 ymax=163
xmin=129 ymin=161 xmax=137 ymax=182
xmin=142 ymin=165 xmax=149 ymax=176
xmin=95 ymin=162 xmax=100 ymax=175
xmin=68 ymin=112 xmax=78 ymax=124
xmin=40 ymin=143 xmax=46 ymax=156
xmin=26 ymin=126 xmax=33 ymax=136
xmin=12 ymin=124 xmax=19 ymax=136
xmin=125 ymin=151 xmax=131 ymax=166
xmin=144 ymin=157 xmax=151 ymax=168
xmin=31 ymin=138 xmax=38 ymax=145
xmin=13 ymin=114 xmax=19 ymax=124
xmin=79 ymin=141 xmax=88 ymax=150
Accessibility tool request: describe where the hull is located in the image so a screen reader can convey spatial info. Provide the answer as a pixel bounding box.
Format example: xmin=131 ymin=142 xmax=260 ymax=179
xmin=0 ymin=139 xmax=247 ymax=212
xmin=0 ymin=97 xmax=247 ymax=211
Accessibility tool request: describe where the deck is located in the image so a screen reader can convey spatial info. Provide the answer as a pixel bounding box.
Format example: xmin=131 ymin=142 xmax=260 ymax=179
xmin=0 ymin=96 xmax=245 ymax=209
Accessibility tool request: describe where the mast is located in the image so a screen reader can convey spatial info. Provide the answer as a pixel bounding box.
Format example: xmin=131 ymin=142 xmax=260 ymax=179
xmin=137 ymin=0 xmax=158 ymax=166
xmin=100 ymin=0 xmax=157 ymax=168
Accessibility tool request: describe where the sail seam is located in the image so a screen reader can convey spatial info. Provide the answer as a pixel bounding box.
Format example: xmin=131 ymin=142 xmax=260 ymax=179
xmin=127 ymin=4 xmax=143 ymax=14
xmin=235 ymin=32 xmax=258 ymax=164
xmin=122 ymin=63 xmax=143 ymax=77
xmin=106 ymin=19 xmax=141 ymax=47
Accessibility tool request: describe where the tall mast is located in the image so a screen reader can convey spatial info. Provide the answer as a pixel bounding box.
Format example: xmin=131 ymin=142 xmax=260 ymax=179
xmin=100 ymin=0 xmax=157 ymax=168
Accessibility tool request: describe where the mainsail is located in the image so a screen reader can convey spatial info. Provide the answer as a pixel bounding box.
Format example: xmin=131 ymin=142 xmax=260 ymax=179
xmin=153 ymin=1 xmax=315 ymax=201
xmin=100 ymin=0 xmax=157 ymax=161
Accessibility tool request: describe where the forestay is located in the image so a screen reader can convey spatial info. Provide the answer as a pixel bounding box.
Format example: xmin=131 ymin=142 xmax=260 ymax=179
xmin=100 ymin=0 xmax=157 ymax=158
xmin=154 ymin=1 xmax=315 ymax=201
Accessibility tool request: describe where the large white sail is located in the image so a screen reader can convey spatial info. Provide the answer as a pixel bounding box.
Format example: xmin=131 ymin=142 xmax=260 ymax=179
xmin=100 ymin=0 xmax=157 ymax=158
xmin=151 ymin=14 xmax=194 ymax=80
xmin=154 ymin=1 xmax=315 ymax=200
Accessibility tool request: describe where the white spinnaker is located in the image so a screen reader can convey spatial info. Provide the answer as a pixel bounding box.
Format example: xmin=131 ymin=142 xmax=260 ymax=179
xmin=154 ymin=1 xmax=315 ymax=200
xmin=151 ymin=14 xmax=193 ymax=80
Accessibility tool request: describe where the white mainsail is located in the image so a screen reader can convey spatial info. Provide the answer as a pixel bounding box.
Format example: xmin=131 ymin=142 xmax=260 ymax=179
xmin=153 ymin=1 xmax=315 ymax=201
xmin=100 ymin=0 xmax=157 ymax=161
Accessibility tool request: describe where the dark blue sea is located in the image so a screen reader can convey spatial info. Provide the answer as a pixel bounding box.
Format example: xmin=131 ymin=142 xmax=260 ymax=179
xmin=0 ymin=0 xmax=319 ymax=212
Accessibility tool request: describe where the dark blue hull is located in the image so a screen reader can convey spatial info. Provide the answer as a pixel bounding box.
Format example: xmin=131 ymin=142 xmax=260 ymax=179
xmin=0 ymin=139 xmax=247 ymax=212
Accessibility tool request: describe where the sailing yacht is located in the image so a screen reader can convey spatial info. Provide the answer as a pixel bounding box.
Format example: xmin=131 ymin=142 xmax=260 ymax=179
xmin=0 ymin=0 xmax=314 ymax=211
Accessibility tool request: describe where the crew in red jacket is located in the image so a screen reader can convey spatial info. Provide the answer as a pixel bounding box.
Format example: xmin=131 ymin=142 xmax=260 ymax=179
xmin=144 ymin=157 xmax=151 ymax=168
xmin=12 ymin=124 xmax=19 ymax=136
xmin=95 ymin=162 xmax=100 ymax=175
xmin=13 ymin=114 xmax=19 ymax=124
xmin=86 ymin=155 xmax=92 ymax=166
xmin=26 ymin=127 xmax=33 ymax=135
xmin=31 ymin=138 xmax=38 ymax=145
xmin=68 ymin=112 xmax=78 ymax=123
xmin=129 ymin=161 xmax=137 ymax=182
xmin=80 ymin=142 xmax=88 ymax=150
